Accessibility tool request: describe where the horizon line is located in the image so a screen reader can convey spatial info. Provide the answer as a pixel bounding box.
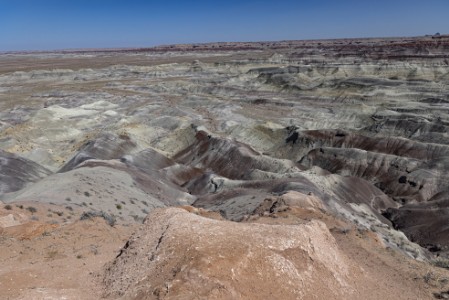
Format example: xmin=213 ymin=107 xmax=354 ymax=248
xmin=1 ymin=32 xmax=447 ymax=54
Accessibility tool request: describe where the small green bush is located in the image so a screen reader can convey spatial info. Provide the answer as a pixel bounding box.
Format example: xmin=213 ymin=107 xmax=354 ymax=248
xmin=80 ymin=211 xmax=116 ymax=227
xmin=27 ymin=206 xmax=37 ymax=213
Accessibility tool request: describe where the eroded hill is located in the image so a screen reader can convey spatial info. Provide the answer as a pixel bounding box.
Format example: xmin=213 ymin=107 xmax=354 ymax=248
xmin=1 ymin=36 xmax=449 ymax=299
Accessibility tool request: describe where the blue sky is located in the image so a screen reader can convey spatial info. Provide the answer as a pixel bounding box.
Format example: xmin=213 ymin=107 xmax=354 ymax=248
xmin=1 ymin=0 xmax=448 ymax=51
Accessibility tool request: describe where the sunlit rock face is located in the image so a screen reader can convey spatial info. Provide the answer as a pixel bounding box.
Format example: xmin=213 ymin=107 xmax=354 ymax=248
xmin=103 ymin=207 xmax=356 ymax=300
xmin=1 ymin=36 xmax=449 ymax=259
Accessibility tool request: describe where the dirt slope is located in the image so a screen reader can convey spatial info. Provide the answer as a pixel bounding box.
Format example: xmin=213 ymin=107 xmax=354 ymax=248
xmin=103 ymin=207 xmax=444 ymax=300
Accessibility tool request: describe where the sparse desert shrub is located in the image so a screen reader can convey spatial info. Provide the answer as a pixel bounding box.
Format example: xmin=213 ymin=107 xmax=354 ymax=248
xmin=423 ymin=271 xmax=435 ymax=284
xmin=433 ymin=258 xmax=449 ymax=269
xmin=434 ymin=290 xmax=449 ymax=299
xmin=16 ymin=204 xmax=23 ymax=209
xmin=131 ymin=214 xmax=144 ymax=222
xmin=84 ymin=191 xmax=90 ymax=197
xmin=27 ymin=206 xmax=37 ymax=213
xmin=80 ymin=211 xmax=116 ymax=227
xmin=4 ymin=204 xmax=12 ymax=210
xmin=46 ymin=250 xmax=58 ymax=259
xmin=331 ymin=226 xmax=351 ymax=235
xmin=90 ymin=245 xmax=99 ymax=255
xmin=116 ymin=204 xmax=122 ymax=210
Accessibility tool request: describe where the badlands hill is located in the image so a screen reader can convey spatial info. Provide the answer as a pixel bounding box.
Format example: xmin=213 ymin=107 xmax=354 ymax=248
xmin=1 ymin=35 xmax=449 ymax=299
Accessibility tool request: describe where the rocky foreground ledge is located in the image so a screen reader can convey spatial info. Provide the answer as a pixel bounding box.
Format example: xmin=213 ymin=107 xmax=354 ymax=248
xmin=1 ymin=36 xmax=449 ymax=299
